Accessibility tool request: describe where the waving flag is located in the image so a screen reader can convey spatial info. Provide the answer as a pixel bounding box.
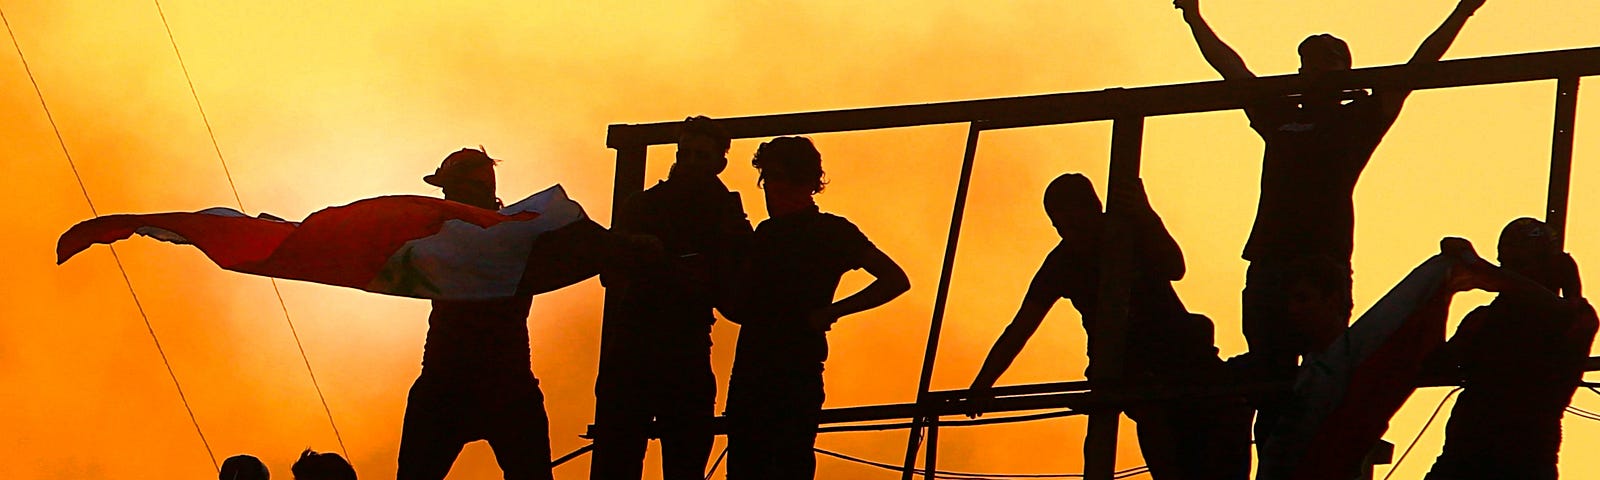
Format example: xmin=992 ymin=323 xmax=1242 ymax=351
xmin=57 ymin=185 xmax=600 ymax=300
xmin=1259 ymin=243 xmax=1546 ymax=480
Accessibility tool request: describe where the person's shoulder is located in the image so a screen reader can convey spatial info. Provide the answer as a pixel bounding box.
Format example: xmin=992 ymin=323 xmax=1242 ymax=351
xmin=1040 ymin=241 xmax=1086 ymax=268
xmin=816 ymin=211 xmax=855 ymax=226
xmin=629 ymin=181 xmax=672 ymax=203
xmin=816 ymin=211 xmax=868 ymax=235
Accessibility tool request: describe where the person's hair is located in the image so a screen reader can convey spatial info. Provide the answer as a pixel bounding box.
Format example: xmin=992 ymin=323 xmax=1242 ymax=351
xmin=752 ymin=136 xmax=827 ymax=194
xmin=1299 ymin=34 xmax=1352 ymax=69
xmin=1042 ymin=173 xmax=1101 ymax=220
xmin=679 ymin=115 xmax=731 ymax=153
xmin=220 ymin=454 xmax=270 ymax=480
xmin=290 ymin=449 xmax=356 ymax=480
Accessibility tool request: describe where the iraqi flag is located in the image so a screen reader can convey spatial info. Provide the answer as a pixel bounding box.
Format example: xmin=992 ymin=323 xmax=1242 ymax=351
xmin=1258 ymin=241 xmax=1548 ymax=480
xmin=57 ymin=185 xmax=608 ymax=300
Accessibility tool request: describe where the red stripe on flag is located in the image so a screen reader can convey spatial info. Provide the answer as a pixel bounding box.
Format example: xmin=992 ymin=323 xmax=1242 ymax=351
xmin=58 ymin=195 xmax=537 ymax=291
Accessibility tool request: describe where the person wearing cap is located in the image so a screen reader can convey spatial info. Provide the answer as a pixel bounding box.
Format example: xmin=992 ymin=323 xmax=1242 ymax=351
xmin=398 ymin=148 xmax=555 ymax=480
xmin=1171 ymin=0 xmax=1486 ymax=449
xmin=1422 ymin=218 xmax=1596 ymax=480
xmin=591 ymin=116 xmax=751 ymax=480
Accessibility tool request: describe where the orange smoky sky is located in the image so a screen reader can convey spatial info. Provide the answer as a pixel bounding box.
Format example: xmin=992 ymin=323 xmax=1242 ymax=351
xmin=4 ymin=1 xmax=1600 ymax=478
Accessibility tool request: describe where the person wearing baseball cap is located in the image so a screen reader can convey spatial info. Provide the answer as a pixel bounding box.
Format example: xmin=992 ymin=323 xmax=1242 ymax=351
xmin=424 ymin=147 xmax=502 ymax=209
xmin=399 ymin=148 xmax=555 ymax=480
xmin=1423 ymin=218 xmax=1595 ymax=480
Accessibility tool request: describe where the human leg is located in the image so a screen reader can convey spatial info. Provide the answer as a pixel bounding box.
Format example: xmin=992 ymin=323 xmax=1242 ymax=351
xmin=657 ymin=358 xmax=716 ymax=480
xmin=398 ymin=376 xmax=470 ymax=480
xmin=484 ymin=375 xmax=555 ymax=480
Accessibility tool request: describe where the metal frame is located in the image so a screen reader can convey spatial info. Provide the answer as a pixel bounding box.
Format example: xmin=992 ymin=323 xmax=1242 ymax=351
xmin=603 ymin=46 xmax=1598 ymax=480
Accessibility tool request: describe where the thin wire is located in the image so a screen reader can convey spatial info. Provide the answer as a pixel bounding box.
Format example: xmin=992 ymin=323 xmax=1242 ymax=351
xmin=151 ymin=0 xmax=348 ymax=459
xmin=3 ymin=4 xmax=219 ymax=473
xmin=1566 ymin=406 xmax=1600 ymax=421
xmin=819 ymin=409 xmax=1083 ymax=434
xmin=1382 ymin=387 xmax=1463 ymax=480
xmin=705 ymin=445 xmax=730 ymax=480
xmin=815 ymin=447 xmax=1149 ymax=479
xmin=550 ymin=443 xmax=594 ymax=468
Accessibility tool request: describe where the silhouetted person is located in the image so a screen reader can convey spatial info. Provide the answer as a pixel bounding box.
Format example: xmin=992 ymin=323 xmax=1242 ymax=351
xmin=1422 ymin=218 xmax=1596 ymax=480
xmin=968 ymin=173 xmax=1249 ymax=480
xmin=398 ymin=148 xmax=554 ymax=480
xmin=293 ymin=449 xmax=357 ymax=480
xmin=593 ymin=116 xmax=751 ymax=480
xmin=1173 ymin=0 xmax=1486 ymax=447
xmin=221 ymin=454 xmax=270 ymax=480
xmin=722 ymin=137 xmax=910 ymax=480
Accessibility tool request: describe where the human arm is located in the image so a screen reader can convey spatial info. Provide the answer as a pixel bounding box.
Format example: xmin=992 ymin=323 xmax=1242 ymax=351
xmin=1173 ymin=0 xmax=1256 ymax=81
xmin=969 ymin=297 xmax=1054 ymax=396
xmin=1377 ymin=0 xmax=1485 ymax=121
xmin=967 ymin=255 xmax=1072 ymax=417
xmin=807 ymin=245 xmax=910 ymax=331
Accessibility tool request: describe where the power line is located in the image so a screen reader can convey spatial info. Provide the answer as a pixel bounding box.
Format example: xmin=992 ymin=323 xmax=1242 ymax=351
xmin=705 ymin=445 xmax=729 ymax=480
xmin=819 ymin=409 xmax=1083 ymax=434
xmin=816 ymin=447 xmax=1149 ymax=479
xmin=3 ymin=3 xmax=219 ymax=474
xmin=1565 ymin=405 xmax=1600 ymax=422
xmin=1382 ymin=387 xmax=1462 ymax=480
xmin=150 ymin=0 xmax=348 ymax=459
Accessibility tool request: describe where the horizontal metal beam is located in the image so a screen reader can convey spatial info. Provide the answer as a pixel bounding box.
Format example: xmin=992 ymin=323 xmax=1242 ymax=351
xmin=589 ymin=353 xmax=1600 ymax=439
xmin=607 ymin=46 xmax=1600 ymax=148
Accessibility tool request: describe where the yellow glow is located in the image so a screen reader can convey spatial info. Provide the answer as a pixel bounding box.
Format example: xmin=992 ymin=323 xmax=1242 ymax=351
xmin=4 ymin=1 xmax=1600 ymax=478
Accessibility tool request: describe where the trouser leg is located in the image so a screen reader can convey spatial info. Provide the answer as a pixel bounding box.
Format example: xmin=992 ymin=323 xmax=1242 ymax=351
xmin=484 ymin=377 xmax=555 ymax=480
xmin=398 ymin=377 xmax=469 ymax=480
xmin=590 ymin=386 xmax=651 ymax=480
xmin=658 ymin=360 xmax=716 ymax=480
xmin=1129 ymin=406 xmax=1184 ymax=480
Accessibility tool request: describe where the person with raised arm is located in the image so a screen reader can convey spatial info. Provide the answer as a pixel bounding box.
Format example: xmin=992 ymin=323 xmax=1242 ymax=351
xmin=1173 ymin=0 xmax=1486 ymax=447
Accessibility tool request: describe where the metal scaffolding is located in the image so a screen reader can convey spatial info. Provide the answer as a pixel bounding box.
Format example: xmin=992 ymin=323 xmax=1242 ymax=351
xmin=603 ymin=46 xmax=1600 ymax=480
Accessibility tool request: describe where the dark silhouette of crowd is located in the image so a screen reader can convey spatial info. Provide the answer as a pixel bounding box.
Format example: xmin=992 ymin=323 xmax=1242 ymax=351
xmin=230 ymin=1 xmax=1594 ymax=479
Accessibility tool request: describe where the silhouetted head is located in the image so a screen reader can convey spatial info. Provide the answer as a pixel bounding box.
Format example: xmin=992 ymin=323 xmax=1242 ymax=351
xmin=425 ymin=148 xmax=500 ymax=209
xmin=1042 ymin=173 xmax=1103 ymax=242
xmin=672 ymin=115 xmax=732 ymax=178
xmin=752 ymin=136 xmax=827 ymax=194
xmin=1498 ymin=217 xmax=1560 ymax=281
xmin=1299 ymin=34 xmax=1352 ymax=105
xmin=220 ymin=454 xmax=270 ymax=480
xmin=1299 ymin=34 xmax=1352 ymax=74
xmin=290 ymin=449 xmax=355 ymax=480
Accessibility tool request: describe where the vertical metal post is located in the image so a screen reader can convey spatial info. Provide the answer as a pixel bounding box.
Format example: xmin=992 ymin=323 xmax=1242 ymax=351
xmin=902 ymin=122 xmax=983 ymax=480
xmin=596 ymin=144 xmax=649 ymax=460
xmin=1547 ymin=77 xmax=1580 ymax=249
xmin=1083 ymin=116 xmax=1144 ymax=480
xmin=610 ymin=146 xmax=650 ymax=221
